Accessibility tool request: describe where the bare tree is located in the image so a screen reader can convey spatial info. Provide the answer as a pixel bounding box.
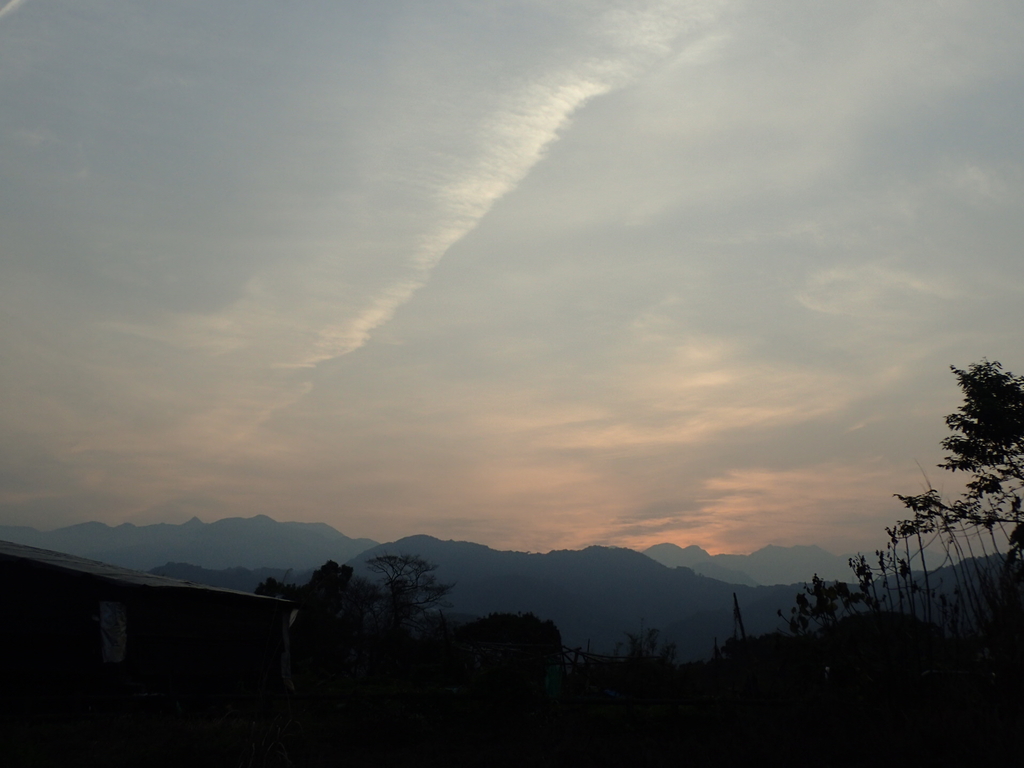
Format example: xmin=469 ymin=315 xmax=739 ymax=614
xmin=365 ymin=553 xmax=453 ymax=635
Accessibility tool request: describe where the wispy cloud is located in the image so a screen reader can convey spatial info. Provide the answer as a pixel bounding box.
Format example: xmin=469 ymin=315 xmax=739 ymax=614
xmin=673 ymin=461 xmax=918 ymax=555
xmin=110 ymin=2 xmax=720 ymax=381
xmin=6 ymin=1 xmax=1022 ymax=552
xmin=42 ymin=1 xmax=726 ymax=507
xmin=797 ymin=262 xmax=961 ymax=319
xmin=0 ymin=0 xmax=27 ymax=22
xmin=302 ymin=1 xmax=717 ymax=367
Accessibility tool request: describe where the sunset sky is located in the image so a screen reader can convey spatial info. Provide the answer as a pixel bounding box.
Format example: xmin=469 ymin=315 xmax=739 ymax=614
xmin=2 ymin=1 xmax=1023 ymax=555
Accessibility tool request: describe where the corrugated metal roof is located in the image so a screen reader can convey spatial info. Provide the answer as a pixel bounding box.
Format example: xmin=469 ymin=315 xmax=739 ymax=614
xmin=0 ymin=539 xmax=291 ymax=603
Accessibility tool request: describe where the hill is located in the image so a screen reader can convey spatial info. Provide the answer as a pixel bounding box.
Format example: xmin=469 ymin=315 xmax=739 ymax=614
xmin=350 ymin=536 xmax=801 ymax=660
xmin=0 ymin=515 xmax=377 ymax=570
xmin=643 ymin=542 xmax=851 ymax=584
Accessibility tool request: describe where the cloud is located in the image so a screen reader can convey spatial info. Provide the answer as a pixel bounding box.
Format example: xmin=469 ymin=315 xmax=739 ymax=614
xmin=0 ymin=1 xmax=729 ymax=529
xmin=0 ymin=0 xmax=27 ymax=23
xmin=797 ymin=263 xmax=960 ymax=319
xmin=689 ymin=461 xmax=936 ymax=554
xmin=288 ymin=3 xmax=720 ymax=368
xmin=72 ymin=2 xmax=727 ymax=473
xmin=4 ymin=1 xmax=1024 ymax=556
xmin=586 ymin=460 xmax=924 ymax=556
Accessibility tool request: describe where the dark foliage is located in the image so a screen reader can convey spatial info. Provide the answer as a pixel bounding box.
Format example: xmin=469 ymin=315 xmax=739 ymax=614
xmin=940 ymin=360 xmax=1024 ymax=499
xmin=255 ymin=560 xmax=355 ymax=673
xmin=454 ymin=613 xmax=563 ymax=707
xmin=455 ymin=611 xmax=562 ymax=648
xmin=255 ymin=553 xmax=454 ymax=680
xmin=774 ymin=360 xmax=1024 ymax=708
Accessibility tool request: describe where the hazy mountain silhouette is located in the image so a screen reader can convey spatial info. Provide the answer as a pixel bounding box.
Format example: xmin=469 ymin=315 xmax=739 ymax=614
xmin=643 ymin=542 xmax=852 ymax=585
xmin=0 ymin=515 xmax=377 ymax=570
xmin=643 ymin=543 xmax=759 ymax=585
xmin=0 ymin=517 xmax=841 ymax=660
xmin=350 ymin=535 xmax=800 ymax=660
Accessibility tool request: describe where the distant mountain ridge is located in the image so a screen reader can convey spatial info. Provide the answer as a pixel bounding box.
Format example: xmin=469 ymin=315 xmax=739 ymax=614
xmin=643 ymin=542 xmax=852 ymax=585
xmin=139 ymin=534 xmax=986 ymax=662
xmin=0 ymin=518 xmax=849 ymax=659
xmin=0 ymin=515 xmax=378 ymax=570
xmin=142 ymin=535 xmax=815 ymax=659
xmin=348 ymin=535 xmax=801 ymax=660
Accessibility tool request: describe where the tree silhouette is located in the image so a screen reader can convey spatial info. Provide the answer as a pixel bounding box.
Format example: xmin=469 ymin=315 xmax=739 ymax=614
xmin=455 ymin=612 xmax=561 ymax=648
xmin=896 ymin=360 xmax=1024 ymax=571
xmin=256 ymin=560 xmax=355 ymax=671
xmin=851 ymin=360 xmax=1024 ymax=698
xmin=366 ymin=553 xmax=453 ymax=635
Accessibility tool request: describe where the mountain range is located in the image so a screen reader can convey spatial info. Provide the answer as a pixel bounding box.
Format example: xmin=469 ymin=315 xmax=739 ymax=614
xmin=643 ymin=542 xmax=854 ymax=585
xmin=1 ymin=515 xmax=853 ymax=585
xmin=0 ymin=515 xmax=378 ymax=570
xmin=350 ymin=535 xmax=802 ymax=659
xmin=2 ymin=516 xmax=848 ymax=660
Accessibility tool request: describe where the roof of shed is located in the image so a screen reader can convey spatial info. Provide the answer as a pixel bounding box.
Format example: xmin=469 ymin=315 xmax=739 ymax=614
xmin=0 ymin=539 xmax=292 ymax=603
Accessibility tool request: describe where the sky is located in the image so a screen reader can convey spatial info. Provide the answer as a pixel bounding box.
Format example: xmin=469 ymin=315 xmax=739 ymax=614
xmin=2 ymin=0 xmax=1023 ymax=556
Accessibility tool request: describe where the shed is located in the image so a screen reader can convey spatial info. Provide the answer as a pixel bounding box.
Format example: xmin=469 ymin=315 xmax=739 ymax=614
xmin=0 ymin=540 xmax=295 ymax=695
